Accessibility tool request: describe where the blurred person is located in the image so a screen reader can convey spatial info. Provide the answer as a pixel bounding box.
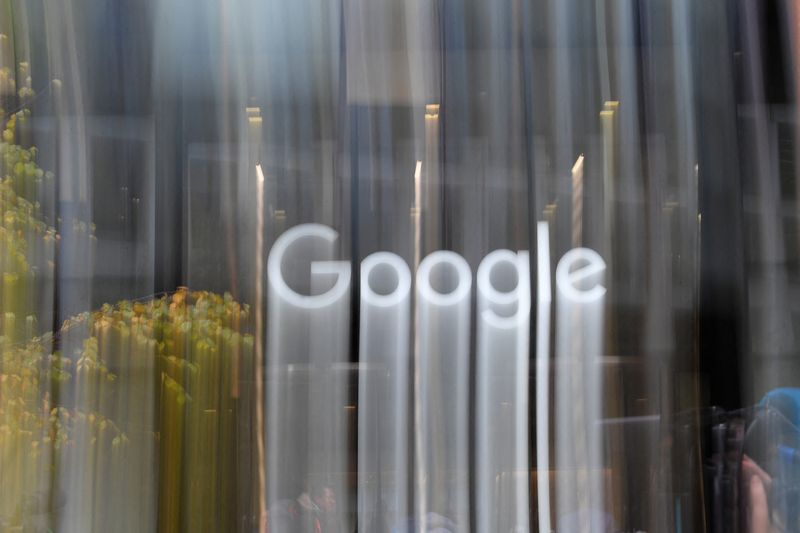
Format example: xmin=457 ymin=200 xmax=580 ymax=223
xmin=743 ymin=455 xmax=774 ymax=533
xmin=269 ymin=480 xmax=343 ymax=533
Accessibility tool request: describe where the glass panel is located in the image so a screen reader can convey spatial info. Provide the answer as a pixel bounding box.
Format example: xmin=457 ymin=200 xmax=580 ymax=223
xmin=1 ymin=1 xmax=799 ymax=532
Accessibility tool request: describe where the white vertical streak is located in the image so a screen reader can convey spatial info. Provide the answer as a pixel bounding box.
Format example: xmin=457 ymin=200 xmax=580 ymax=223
xmin=536 ymin=221 xmax=553 ymax=533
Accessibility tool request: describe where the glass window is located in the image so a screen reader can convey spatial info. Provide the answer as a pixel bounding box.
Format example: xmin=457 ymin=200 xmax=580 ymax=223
xmin=1 ymin=1 xmax=798 ymax=531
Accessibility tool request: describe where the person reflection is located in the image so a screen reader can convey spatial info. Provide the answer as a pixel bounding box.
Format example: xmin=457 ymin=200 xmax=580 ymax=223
xmin=269 ymin=479 xmax=342 ymax=533
xmin=743 ymin=455 xmax=773 ymax=533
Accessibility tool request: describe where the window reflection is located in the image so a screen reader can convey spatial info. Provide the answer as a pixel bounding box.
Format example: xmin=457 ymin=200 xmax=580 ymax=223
xmin=1 ymin=0 xmax=799 ymax=532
